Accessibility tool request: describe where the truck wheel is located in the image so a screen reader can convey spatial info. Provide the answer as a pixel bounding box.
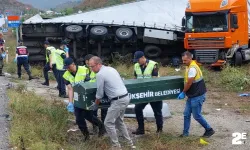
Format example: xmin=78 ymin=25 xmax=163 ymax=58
xmin=65 ymin=25 xmax=83 ymax=39
xmin=144 ymin=45 xmax=162 ymax=58
xmin=66 ymin=25 xmax=83 ymax=33
xmin=115 ymin=27 xmax=133 ymax=41
xmin=234 ymin=51 xmax=242 ymax=66
xmin=90 ymin=26 xmax=108 ymax=41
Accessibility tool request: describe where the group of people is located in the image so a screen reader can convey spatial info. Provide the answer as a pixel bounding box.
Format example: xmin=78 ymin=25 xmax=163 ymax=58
xmin=2 ymin=33 xmax=215 ymax=149
xmin=59 ymin=50 xmax=215 ymax=149
xmin=41 ymin=40 xmax=69 ymax=98
xmin=0 ymin=33 xmax=34 ymax=79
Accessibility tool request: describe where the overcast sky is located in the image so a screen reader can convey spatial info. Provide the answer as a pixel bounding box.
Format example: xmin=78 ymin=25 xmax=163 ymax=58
xmin=17 ymin=0 xmax=81 ymax=10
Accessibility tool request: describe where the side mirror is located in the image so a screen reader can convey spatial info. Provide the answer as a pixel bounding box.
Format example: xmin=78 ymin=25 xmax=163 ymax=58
xmin=233 ymin=15 xmax=238 ymax=25
xmin=182 ymin=17 xmax=186 ymax=27
xmin=181 ymin=27 xmax=186 ymax=31
xmin=230 ymin=14 xmax=239 ymax=29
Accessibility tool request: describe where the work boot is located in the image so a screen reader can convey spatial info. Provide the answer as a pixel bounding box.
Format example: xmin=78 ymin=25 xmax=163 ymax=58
xmin=156 ymin=127 xmax=163 ymax=133
xmin=81 ymin=130 xmax=90 ymax=141
xmin=42 ymin=81 xmax=49 ymax=86
xmin=202 ymin=128 xmax=215 ymax=138
xmin=132 ymin=128 xmax=145 ymax=135
xmin=59 ymin=93 xmax=69 ymax=98
xmin=179 ymin=134 xmax=188 ymax=138
xmin=29 ymin=76 xmax=35 ymax=80
xmin=92 ymin=125 xmax=99 ymax=135
xmin=98 ymin=124 xmax=106 ymax=137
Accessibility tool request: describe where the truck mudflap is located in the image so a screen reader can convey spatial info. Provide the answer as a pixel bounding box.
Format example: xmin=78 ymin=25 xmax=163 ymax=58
xmin=210 ymin=60 xmax=226 ymax=67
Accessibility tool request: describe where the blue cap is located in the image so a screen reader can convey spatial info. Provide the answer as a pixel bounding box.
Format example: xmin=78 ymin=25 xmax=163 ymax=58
xmin=44 ymin=41 xmax=50 ymax=45
xmin=63 ymin=57 xmax=74 ymax=69
xmin=133 ymin=51 xmax=144 ymax=62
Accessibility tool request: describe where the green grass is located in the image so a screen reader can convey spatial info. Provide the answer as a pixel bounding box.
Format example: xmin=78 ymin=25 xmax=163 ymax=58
xmin=8 ymin=87 xmax=70 ymax=150
xmin=8 ymin=83 xmax=203 ymax=150
xmin=5 ymin=35 xmax=250 ymax=149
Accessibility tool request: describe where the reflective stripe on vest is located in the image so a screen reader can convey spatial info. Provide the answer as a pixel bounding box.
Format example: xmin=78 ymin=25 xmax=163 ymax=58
xmin=184 ymin=60 xmax=203 ymax=83
xmin=134 ymin=60 xmax=157 ymax=79
xmin=63 ymin=66 xmax=87 ymax=87
xmin=54 ymin=49 xmax=65 ymax=70
xmin=46 ymin=46 xmax=56 ymax=63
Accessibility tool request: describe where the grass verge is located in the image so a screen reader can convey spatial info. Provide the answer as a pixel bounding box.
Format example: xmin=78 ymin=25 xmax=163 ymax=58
xmin=8 ymin=83 xmax=203 ymax=150
xmin=8 ymin=85 xmax=69 ymax=150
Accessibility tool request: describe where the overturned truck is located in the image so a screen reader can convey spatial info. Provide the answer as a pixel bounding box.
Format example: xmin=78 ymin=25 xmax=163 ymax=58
xmin=19 ymin=0 xmax=187 ymax=64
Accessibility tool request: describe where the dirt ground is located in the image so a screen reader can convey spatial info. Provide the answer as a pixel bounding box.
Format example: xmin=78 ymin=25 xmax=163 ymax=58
xmin=5 ymin=74 xmax=250 ymax=150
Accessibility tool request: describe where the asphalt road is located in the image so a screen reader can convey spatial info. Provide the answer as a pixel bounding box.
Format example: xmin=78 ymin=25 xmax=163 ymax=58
xmin=0 ymin=75 xmax=9 ymax=149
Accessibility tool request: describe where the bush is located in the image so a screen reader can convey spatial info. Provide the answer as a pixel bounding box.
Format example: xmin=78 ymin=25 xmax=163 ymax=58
xmin=219 ymin=66 xmax=250 ymax=91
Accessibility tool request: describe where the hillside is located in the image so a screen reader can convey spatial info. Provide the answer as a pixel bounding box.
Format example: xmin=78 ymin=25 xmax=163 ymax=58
xmin=76 ymin=0 xmax=136 ymax=11
xmin=0 ymin=0 xmax=38 ymax=15
xmin=18 ymin=0 xmax=82 ymax=10
xmin=55 ymin=1 xmax=82 ymax=12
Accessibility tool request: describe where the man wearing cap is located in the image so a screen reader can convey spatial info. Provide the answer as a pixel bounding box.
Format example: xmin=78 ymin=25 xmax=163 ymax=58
xmin=84 ymin=54 xmax=108 ymax=133
xmin=42 ymin=41 xmax=57 ymax=86
xmin=54 ymin=43 xmax=67 ymax=98
xmin=14 ymin=40 xmax=35 ymax=80
xmin=132 ymin=51 xmax=163 ymax=135
xmin=0 ymin=33 xmax=5 ymax=76
xmin=61 ymin=41 xmax=69 ymax=58
xmin=88 ymin=56 xmax=135 ymax=149
xmin=63 ymin=57 xmax=105 ymax=141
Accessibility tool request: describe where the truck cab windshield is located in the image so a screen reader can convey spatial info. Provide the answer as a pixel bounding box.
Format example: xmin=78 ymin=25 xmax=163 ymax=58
xmin=186 ymin=13 xmax=228 ymax=33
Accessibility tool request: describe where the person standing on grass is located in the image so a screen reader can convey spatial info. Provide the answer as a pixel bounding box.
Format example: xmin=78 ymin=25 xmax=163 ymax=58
xmin=53 ymin=43 xmax=68 ymax=98
xmin=42 ymin=41 xmax=57 ymax=86
xmin=14 ymin=40 xmax=35 ymax=80
xmin=63 ymin=57 xmax=105 ymax=141
xmin=84 ymin=54 xmax=108 ymax=134
xmin=131 ymin=51 xmax=163 ymax=135
xmin=88 ymin=56 xmax=136 ymax=149
xmin=0 ymin=33 xmax=5 ymax=76
xmin=177 ymin=51 xmax=215 ymax=138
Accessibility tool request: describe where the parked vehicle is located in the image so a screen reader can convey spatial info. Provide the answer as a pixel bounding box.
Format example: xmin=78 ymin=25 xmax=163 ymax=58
xmin=182 ymin=0 xmax=250 ymax=66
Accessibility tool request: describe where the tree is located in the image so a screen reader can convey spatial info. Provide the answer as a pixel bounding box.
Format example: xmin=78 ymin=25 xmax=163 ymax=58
xmin=65 ymin=8 xmax=74 ymax=15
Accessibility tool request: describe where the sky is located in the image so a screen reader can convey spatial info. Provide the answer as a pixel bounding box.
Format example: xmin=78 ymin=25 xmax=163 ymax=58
xmin=17 ymin=0 xmax=81 ymax=10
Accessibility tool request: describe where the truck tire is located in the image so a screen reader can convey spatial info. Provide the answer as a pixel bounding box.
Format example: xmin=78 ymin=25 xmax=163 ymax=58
xmin=234 ymin=51 xmax=242 ymax=66
xmin=90 ymin=26 xmax=108 ymax=41
xmin=144 ymin=45 xmax=162 ymax=58
xmin=115 ymin=27 xmax=133 ymax=41
xmin=65 ymin=25 xmax=83 ymax=39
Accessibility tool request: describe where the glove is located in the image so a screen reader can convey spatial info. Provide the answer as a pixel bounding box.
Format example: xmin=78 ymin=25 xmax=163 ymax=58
xmin=1 ymin=52 xmax=6 ymax=58
xmin=67 ymin=102 xmax=74 ymax=113
xmin=89 ymin=102 xmax=98 ymax=111
xmin=14 ymin=58 xmax=17 ymax=63
xmin=177 ymin=92 xmax=185 ymax=99
xmin=64 ymin=46 xmax=69 ymax=53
